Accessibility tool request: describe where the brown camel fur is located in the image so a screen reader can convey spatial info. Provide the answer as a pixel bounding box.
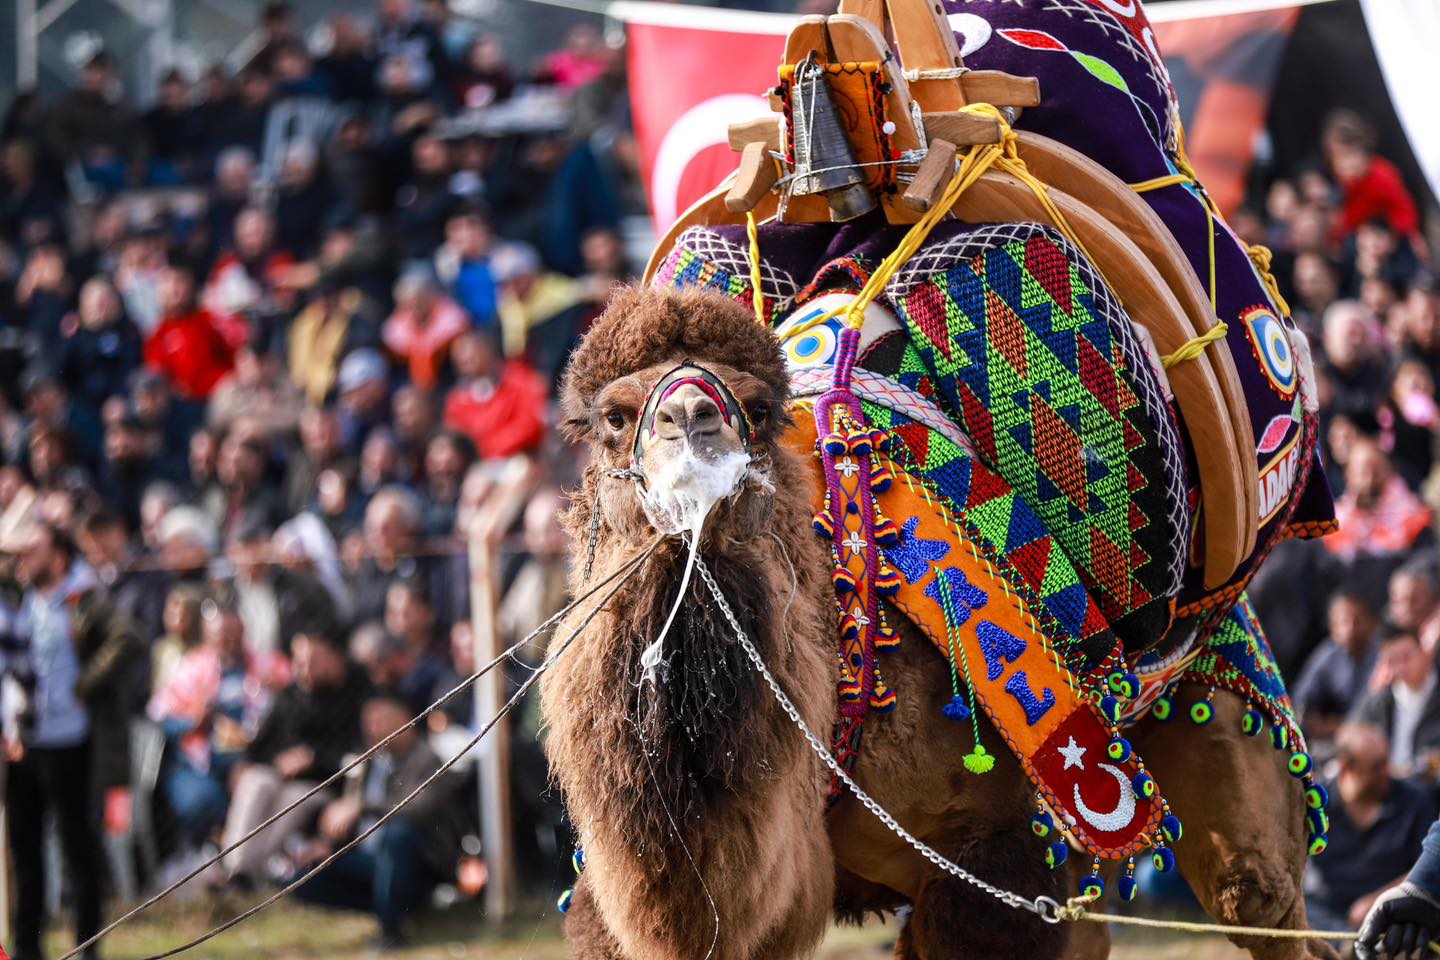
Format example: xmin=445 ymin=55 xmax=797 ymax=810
xmin=542 ymin=286 xmax=1329 ymax=960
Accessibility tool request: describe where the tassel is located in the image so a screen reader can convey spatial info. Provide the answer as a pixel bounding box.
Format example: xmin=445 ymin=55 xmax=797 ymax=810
xmin=876 ymin=565 xmax=902 ymax=596
xmin=1107 ymin=671 xmax=1141 ymax=701
xmin=1241 ymin=706 xmax=1264 ymax=736
xmin=1118 ymin=859 xmax=1138 ymax=902
xmin=557 ymin=888 xmax=575 ymax=913
xmin=813 ymin=510 xmax=835 ymax=538
xmin=963 ymin=744 xmax=995 ymax=774
xmin=1151 ymin=846 xmax=1175 ymax=873
xmin=1189 ymin=688 xmax=1215 ymax=725
xmin=1270 ymin=721 xmax=1290 ymax=751
xmin=572 ymin=848 xmax=586 ymax=874
xmin=869 ymin=464 xmax=894 ymax=492
xmin=832 ymin=568 xmax=856 ymax=594
xmin=823 ymin=433 xmax=849 ymax=456
xmin=1150 ymin=694 xmax=1174 ymax=721
xmin=1045 ymin=841 xmax=1069 ymax=869
xmin=1287 ymin=751 xmax=1314 ymax=778
xmin=874 ymin=516 xmax=900 ymax=546
xmin=1160 ymin=813 xmax=1183 ymax=844
xmin=1030 ymin=809 xmax=1054 ymax=839
xmin=1106 ymin=737 xmax=1132 ymax=762
xmin=942 ymin=695 xmax=971 ymax=722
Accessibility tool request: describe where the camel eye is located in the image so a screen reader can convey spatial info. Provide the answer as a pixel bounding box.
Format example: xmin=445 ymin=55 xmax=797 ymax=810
xmin=606 ymin=411 xmax=627 ymax=430
xmin=749 ymin=402 xmax=770 ymax=424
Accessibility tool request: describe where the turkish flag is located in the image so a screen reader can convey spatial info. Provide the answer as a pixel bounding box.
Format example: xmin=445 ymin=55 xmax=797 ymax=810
xmin=627 ymin=20 xmax=782 ymax=230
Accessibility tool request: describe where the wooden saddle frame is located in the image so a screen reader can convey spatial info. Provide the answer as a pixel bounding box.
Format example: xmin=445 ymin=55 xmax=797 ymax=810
xmin=641 ymin=0 xmax=1258 ymax=591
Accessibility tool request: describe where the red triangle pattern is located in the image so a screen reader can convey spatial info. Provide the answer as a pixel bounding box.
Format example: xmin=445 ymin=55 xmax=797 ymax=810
xmin=956 ymin=380 xmax=996 ymax=459
xmin=1024 ymin=234 xmax=1074 ymax=315
xmin=965 ymin=458 xmax=1013 ymax=509
xmin=908 ymin=282 xmax=953 ymax=362
xmin=1089 ymin=525 xmax=1130 ymax=602
xmin=1077 ymin=337 xmax=1121 ymax=419
xmin=894 ymin=421 xmax=931 ymax=466
xmin=1031 ymin=392 xmax=1088 ymax=511
xmin=1008 ymin=536 xmax=1054 ymax=588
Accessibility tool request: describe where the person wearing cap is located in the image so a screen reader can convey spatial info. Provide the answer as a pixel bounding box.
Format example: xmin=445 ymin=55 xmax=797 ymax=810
xmin=491 ymin=241 xmax=586 ymax=382
xmin=220 ymin=622 xmax=371 ymax=884
xmin=336 ymin=348 xmax=393 ymax=452
xmin=382 ymin=264 xmax=470 ymax=392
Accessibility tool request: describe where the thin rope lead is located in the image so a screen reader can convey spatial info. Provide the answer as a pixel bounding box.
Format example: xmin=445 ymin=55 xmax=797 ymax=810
xmin=118 ymin=538 xmax=661 ymax=960
xmin=746 ymin=210 xmax=766 ymax=325
xmin=62 ymin=540 xmax=661 ymax=960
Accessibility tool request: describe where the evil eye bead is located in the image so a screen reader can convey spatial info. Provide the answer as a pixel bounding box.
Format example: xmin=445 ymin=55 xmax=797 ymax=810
xmin=1270 ymin=724 xmax=1290 ymax=751
xmin=823 ymin=434 xmax=849 ymax=456
xmin=1189 ymin=701 xmax=1213 ymax=725
xmin=1305 ymin=783 xmax=1329 ymax=811
xmin=1132 ymin=772 xmax=1157 ymax=799
xmin=572 ymin=849 xmax=586 ymax=874
xmin=1107 ymin=737 xmax=1133 ymax=763
xmin=1100 ymin=696 xmax=1121 ymax=723
xmin=1151 ymin=696 xmax=1173 ymax=721
xmin=1308 ymin=834 xmax=1328 ymax=857
xmin=1118 ymin=874 xmax=1139 ymax=902
xmin=1152 ymin=846 xmax=1176 ymax=873
xmin=1307 ymin=808 xmax=1330 ymax=837
xmin=1241 ymin=709 xmax=1264 ymax=737
xmin=1161 ymin=814 xmax=1183 ymax=844
xmin=1108 ymin=672 xmax=1141 ymax=701
xmin=557 ymin=887 xmax=575 ymax=913
xmin=1287 ymin=752 xmax=1314 ymax=778
xmin=1031 ymin=810 xmax=1054 ymax=839
xmin=1080 ymin=875 xmax=1106 ymax=899
xmin=1045 ymin=841 xmax=1069 ymax=869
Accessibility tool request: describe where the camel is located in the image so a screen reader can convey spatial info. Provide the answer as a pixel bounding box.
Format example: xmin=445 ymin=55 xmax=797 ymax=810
xmin=539 ymin=285 xmax=1337 ymax=960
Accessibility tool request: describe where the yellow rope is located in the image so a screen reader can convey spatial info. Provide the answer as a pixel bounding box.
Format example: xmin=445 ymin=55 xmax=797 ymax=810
xmin=771 ymin=103 xmax=1110 ymax=343
xmin=1130 ymin=173 xmax=1191 ymax=193
xmin=1161 ymin=321 xmax=1228 ymax=369
xmin=746 ymin=210 xmax=766 ymax=325
xmin=1247 ymin=243 xmax=1292 ymax=318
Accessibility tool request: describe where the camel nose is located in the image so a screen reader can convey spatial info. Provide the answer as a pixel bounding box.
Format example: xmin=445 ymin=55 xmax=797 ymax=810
xmin=653 ymin=383 xmax=723 ymax=443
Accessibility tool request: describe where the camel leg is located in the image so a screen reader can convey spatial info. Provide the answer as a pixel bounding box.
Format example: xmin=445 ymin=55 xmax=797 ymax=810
xmin=902 ymin=824 xmax=1071 ymax=960
xmin=1131 ymin=683 xmax=1340 ymax=960
xmin=562 ymin=880 xmax=628 ymax=960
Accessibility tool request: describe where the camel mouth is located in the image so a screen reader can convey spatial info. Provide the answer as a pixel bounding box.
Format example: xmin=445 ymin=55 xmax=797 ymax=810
xmin=638 ymin=440 xmax=752 ymax=537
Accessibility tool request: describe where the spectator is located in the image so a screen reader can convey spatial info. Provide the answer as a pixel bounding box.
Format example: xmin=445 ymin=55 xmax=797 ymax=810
xmin=274 ymin=142 xmax=338 ymax=260
xmin=291 ymin=694 xmax=465 ymax=948
xmin=319 ymin=16 xmax=379 ymax=105
xmin=77 ymin=507 xmax=168 ymax=642
xmin=1304 ymin=724 xmax=1439 ymax=933
xmin=382 ymin=266 xmax=470 ymax=392
xmin=144 ymin=69 xmax=208 ymax=185
xmin=1353 ymin=631 xmax=1440 ymax=778
xmin=1294 ymin=590 xmax=1380 ymax=747
xmin=419 ymin=431 xmax=472 ymax=538
xmin=145 ymin=266 xmax=236 ymax=402
xmin=443 ymin=331 xmax=547 ymax=460
xmin=212 ymin=67 xmax=273 ymax=157
xmin=147 ymin=593 xmax=288 ymax=848
xmin=1322 ymin=300 xmax=1390 ymax=419
xmin=391 ymin=385 xmax=437 ymax=482
xmin=0 ymin=139 xmax=63 ymax=248
xmin=394 ymin=134 xmax=460 ymax=260
xmin=207 ymin=342 xmax=305 ymax=440
xmin=245 ymin=1 xmax=300 ymax=77
xmin=45 ymin=51 xmax=149 ymax=190
xmin=347 ymin=485 xmax=426 ymax=625
xmin=58 ymin=276 xmax=144 ymax=417
xmin=436 ymin=207 xmax=498 ymax=330
xmin=206 ymin=147 xmax=257 ymax=260
xmin=540 ymin=24 xmax=608 ymax=90
xmin=3 ymin=521 xmax=143 ymax=960
xmin=1324 ymin=438 xmax=1432 ymax=567
xmin=454 ymin=34 xmax=514 ymax=109
xmin=375 ymin=0 xmax=450 ymax=95
xmin=287 ymin=277 xmax=382 ymax=408
xmin=336 ymin=348 xmax=393 ymax=451
xmin=491 ymin=243 xmax=586 ymax=380
xmin=149 ymin=582 xmax=205 ymax=697
xmin=1323 ymin=109 xmax=1426 ymax=258
xmin=202 ymin=205 xmax=293 ymax=334
xmin=1389 ymin=564 xmax=1440 ymax=640
xmin=220 ymin=625 xmax=371 ymax=884
xmin=286 ymin=407 xmax=350 ymax=515
xmin=215 ymin=431 xmax=286 ymax=540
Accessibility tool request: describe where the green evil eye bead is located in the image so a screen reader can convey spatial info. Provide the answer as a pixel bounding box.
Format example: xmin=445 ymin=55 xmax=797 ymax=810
xmin=1031 ymin=810 xmax=1054 ymax=839
xmin=1045 ymin=841 xmax=1069 ymax=869
xmin=1132 ymin=772 xmax=1157 ymax=799
xmin=557 ymin=888 xmax=575 ymax=913
xmin=1100 ymin=696 xmax=1121 ymax=723
xmin=1189 ymin=700 xmax=1213 ymax=725
xmin=1080 ymin=875 xmax=1105 ymax=899
xmin=1161 ymin=814 xmax=1183 ymax=844
xmin=1270 ymin=723 xmax=1290 ymax=751
xmin=1241 ymin=709 xmax=1264 ymax=736
xmin=1107 ymin=737 xmax=1133 ymax=762
xmin=1152 ymin=846 xmax=1176 ymax=873
xmin=1308 ymin=834 xmax=1328 ymax=857
xmin=1287 ymin=752 xmax=1313 ymax=777
xmin=572 ymin=849 xmax=586 ymax=874
xmin=1305 ymin=783 xmax=1329 ymax=810
xmin=1151 ymin=696 xmax=1173 ymax=721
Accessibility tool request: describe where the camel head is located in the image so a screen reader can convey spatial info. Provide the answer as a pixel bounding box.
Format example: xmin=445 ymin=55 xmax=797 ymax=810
xmin=561 ymin=285 xmax=793 ymax=552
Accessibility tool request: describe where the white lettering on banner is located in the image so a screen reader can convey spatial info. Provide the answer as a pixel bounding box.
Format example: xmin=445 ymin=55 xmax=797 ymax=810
xmin=1257 ymin=431 xmax=1302 ymax=525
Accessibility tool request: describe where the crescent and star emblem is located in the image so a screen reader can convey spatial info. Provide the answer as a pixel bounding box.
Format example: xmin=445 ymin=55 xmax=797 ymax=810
xmin=1058 ymin=736 xmax=1139 ymax=833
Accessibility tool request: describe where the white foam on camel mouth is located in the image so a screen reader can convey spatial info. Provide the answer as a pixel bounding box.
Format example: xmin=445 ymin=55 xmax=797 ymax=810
xmin=637 ymin=446 xmax=750 ymax=685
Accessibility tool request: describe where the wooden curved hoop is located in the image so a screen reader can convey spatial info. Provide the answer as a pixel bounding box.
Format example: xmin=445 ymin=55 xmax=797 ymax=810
xmin=642 ymin=161 xmax=1256 ymax=588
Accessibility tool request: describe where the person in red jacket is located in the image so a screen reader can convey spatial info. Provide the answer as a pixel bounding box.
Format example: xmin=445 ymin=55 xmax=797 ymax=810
xmin=442 ymin=330 xmax=547 ymax=460
xmin=1324 ymin=109 xmax=1427 ymax=260
xmin=144 ymin=265 xmax=237 ymax=401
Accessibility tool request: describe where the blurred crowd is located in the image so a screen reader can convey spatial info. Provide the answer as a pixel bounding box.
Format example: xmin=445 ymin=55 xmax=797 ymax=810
xmin=0 ymin=1 xmax=632 ymax=956
xmin=3 ymin=0 xmax=1440 ymax=954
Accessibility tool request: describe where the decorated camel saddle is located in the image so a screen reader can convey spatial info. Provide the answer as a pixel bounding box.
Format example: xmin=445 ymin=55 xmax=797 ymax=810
xmin=643 ymin=0 xmax=1336 ymax=884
